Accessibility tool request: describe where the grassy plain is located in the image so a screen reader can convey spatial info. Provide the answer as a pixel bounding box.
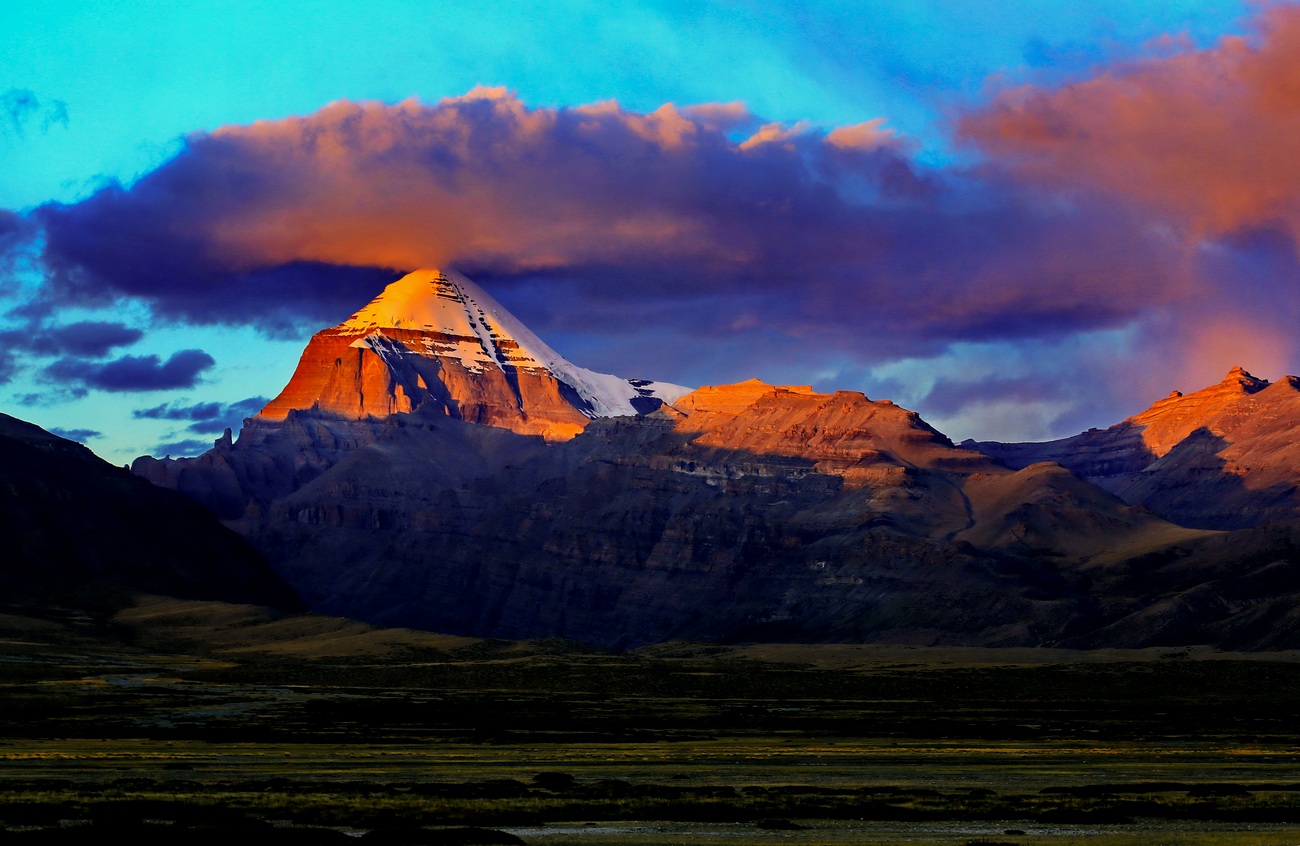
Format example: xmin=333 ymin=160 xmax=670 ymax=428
xmin=3 ymin=596 xmax=1300 ymax=844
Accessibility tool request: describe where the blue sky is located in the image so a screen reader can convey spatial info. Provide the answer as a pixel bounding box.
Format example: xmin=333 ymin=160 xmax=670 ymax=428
xmin=5 ymin=0 xmax=1290 ymax=464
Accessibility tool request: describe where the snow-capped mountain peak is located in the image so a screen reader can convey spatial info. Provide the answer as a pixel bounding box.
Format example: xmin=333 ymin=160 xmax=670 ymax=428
xmin=342 ymin=268 xmax=688 ymax=416
xmin=259 ymin=268 xmax=690 ymax=437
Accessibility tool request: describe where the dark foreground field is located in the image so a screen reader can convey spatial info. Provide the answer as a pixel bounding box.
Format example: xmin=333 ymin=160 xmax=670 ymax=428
xmin=4 ymin=595 xmax=1300 ymax=844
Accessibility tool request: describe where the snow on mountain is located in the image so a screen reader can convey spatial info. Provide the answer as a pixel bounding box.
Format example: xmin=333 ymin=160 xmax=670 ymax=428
xmin=340 ymin=268 xmax=689 ymax=417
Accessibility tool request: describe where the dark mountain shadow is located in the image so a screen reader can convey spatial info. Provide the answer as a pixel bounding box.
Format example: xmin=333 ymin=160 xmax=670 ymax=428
xmin=971 ymin=422 xmax=1300 ymax=531
xmin=0 ymin=414 xmax=299 ymax=610
xmin=1119 ymin=427 xmax=1300 ymax=530
xmin=133 ymin=406 xmax=552 ymax=520
xmin=127 ymin=411 xmax=1300 ymax=651
xmin=965 ymin=420 xmax=1160 ymax=494
xmin=132 ymin=409 xmax=1134 ymax=649
xmin=1053 ymin=516 xmax=1300 ymax=650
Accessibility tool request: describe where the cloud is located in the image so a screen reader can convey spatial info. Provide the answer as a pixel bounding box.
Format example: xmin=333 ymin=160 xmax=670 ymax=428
xmin=1 ymin=89 xmax=68 ymax=138
xmin=25 ymin=87 xmax=1178 ymax=362
xmin=12 ymin=388 xmax=86 ymax=407
xmin=824 ymin=118 xmax=902 ymax=151
xmin=0 ymin=209 xmax=27 ymax=244
xmin=42 ymin=321 xmax=143 ymax=357
xmin=14 ymin=9 xmax=1300 ymax=436
xmin=920 ymin=373 xmax=1070 ymax=418
xmin=45 ymin=349 xmax=215 ymax=392
xmin=958 ymin=4 xmax=1300 ymax=243
xmin=133 ymin=396 xmax=267 ymax=433
xmin=0 ymin=319 xmax=141 ymax=390
xmin=133 ymin=400 xmax=221 ymax=421
xmin=0 ymin=320 xmax=143 ymax=358
xmin=48 ymin=427 xmax=101 ymax=442
xmin=149 ymin=438 xmax=213 ymax=458
xmin=0 ymin=209 xmax=36 ymax=276
xmin=954 ymin=1 xmax=1300 ymax=399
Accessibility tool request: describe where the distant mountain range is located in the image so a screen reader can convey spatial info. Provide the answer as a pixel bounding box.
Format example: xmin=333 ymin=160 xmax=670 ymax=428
xmin=99 ymin=269 xmax=1300 ymax=649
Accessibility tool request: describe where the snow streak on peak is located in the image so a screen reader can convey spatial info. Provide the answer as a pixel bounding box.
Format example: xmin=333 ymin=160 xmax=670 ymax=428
xmin=341 ymin=269 xmax=690 ymax=417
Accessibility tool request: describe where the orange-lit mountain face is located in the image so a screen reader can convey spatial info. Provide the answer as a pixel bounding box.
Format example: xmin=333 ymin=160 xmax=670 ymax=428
xmin=970 ymin=366 xmax=1300 ymax=529
xmin=129 ymin=272 xmax=1300 ymax=650
xmin=258 ymin=269 xmax=688 ymax=441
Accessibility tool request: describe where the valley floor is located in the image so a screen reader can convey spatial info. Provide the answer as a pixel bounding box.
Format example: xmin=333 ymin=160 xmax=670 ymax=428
xmin=3 ymin=596 xmax=1300 ymax=844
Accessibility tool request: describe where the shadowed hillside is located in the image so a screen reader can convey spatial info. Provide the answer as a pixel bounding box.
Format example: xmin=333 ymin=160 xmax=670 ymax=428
xmin=0 ymin=413 xmax=299 ymax=610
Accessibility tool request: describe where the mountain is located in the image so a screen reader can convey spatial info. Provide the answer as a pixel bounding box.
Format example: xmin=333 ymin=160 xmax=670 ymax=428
xmin=0 ymin=413 xmax=299 ymax=609
xmin=130 ymin=271 xmax=1300 ymax=650
xmin=258 ymin=268 xmax=688 ymax=440
xmin=968 ymin=366 xmax=1300 ymax=529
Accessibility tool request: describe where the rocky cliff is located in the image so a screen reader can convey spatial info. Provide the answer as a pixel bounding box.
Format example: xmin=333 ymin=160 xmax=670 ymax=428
xmin=258 ymin=268 xmax=687 ymax=440
xmin=128 ymin=271 xmax=1300 ymax=650
xmin=138 ymin=376 xmax=1233 ymax=648
xmin=969 ymin=367 xmax=1300 ymax=529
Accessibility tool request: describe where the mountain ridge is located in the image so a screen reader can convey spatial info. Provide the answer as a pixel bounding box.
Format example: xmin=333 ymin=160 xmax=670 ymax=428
xmin=122 ymin=270 xmax=1300 ymax=649
xmin=968 ymin=365 xmax=1300 ymax=529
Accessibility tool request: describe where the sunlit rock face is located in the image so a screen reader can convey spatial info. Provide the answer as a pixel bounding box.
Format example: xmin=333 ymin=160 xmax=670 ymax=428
xmin=130 ymin=277 xmax=1300 ymax=650
xmin=258 ymin=268 xmax=688 ymax=441
xmin=970 ymin=367 xmax=1300 ymax=529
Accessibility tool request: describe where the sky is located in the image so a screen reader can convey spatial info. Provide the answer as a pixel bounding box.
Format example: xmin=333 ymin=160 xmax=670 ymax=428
xmin=3 ymin=0 xmax=1297 ymax=465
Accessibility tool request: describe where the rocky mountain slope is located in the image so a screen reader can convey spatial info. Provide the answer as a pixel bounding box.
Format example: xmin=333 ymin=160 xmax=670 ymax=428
xmin=968 ymin=366 xmax=1300 ymax=529
xmin=258 ymin=268 xmax=687 ymax=440
xmin=140 ymin=381 xmax=1175 ymax=647
xmin=128 ymin=270 xmax=1300 ymax=650
xmin=0 ymin=414 xmax=298 ymax=608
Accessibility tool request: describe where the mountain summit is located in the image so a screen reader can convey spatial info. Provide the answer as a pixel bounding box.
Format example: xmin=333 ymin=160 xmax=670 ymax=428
xmin=971 ymin=365 xmax=1300 ymax=528
xmin=259 ymin=268 xmax=688 ymax=440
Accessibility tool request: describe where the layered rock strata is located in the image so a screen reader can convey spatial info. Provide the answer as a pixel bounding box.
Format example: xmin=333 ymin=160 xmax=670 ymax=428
xmin=970 ymin=367 xmax=1300 ymax=528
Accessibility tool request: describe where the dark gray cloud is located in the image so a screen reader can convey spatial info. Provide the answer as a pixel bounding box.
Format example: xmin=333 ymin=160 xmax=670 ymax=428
xmin=920 ymin=374 xmax=1072 ymax=418
xmin=48 ymin=427 xmax=101 ymax=442
xmin=43 ymin=321 xmax=144 ymax=357
xmin=45 ymin=349 xmax=215 ymax=392
xmin=133 ymin=400 xmax=222 ymax=421
xmin=0 ymin=209 xmax=36 ymax=279
xmin=133 ymin=396 xmax=267 ymax=433
xmin=12 ymin=387 xmax=87 ymax=406
xmin=0 ymin=209 xmax=27 ymax=244
xmin=0 ymin=319 xmax=142 ymax=396
xmin=149 ymin=437 xmax=213 ymax=458
xmin=0 ymin=320 xmax=144 ymax=358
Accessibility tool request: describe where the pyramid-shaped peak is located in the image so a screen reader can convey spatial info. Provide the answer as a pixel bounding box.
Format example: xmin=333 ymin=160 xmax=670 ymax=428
xmin=260 ymin=267 xmax=691 ymax=428
xmin=341 ymin=268 xmax=482 ymax=333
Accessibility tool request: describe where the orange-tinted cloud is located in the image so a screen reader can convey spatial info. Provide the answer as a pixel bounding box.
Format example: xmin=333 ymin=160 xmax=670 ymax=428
xmin=936 ymin=3 xmax=1300 ymax=426
xmin=151 ymin=89 xmax=844 ymax=274
xmin=825 ymin=119 xmax=900 ymax=152
xmin=13 ymin=36 xmax=1300 ymax=442
xmin=959 ymin=3 xmax=1300 ymax=242
xmin=31 ymin=86 xmax=1180 ymax=358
